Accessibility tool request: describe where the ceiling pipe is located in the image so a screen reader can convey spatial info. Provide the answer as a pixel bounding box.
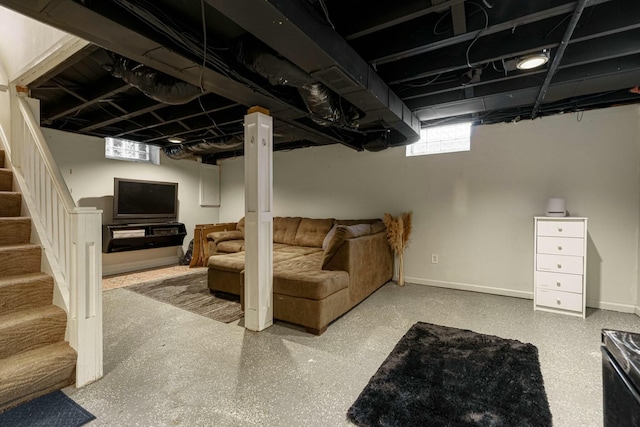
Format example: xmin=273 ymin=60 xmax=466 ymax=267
xmin=530 ymin=0 xmax=590 ymax=119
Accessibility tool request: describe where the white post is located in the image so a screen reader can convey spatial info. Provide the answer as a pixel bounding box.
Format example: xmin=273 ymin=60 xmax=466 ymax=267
xmin=70 ymin=207 xmax=103 ymax=386
xmin=243 ymin=108 xmax=273 ymax=332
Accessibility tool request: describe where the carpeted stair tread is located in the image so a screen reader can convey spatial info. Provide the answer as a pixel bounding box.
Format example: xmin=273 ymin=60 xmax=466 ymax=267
xmin=0 ymin=305 xmax=67 ymax=359
xmin=0 ymin=192 xmax=21 ymax=217
xmin=0 ymin=217 xmax=31 ymax=245
xmin=0 ymin=273 xmax=53 ymax=315
xmin=0 ymin=244 xmax=41 ymax=277
xmin=0 ymin=341 xmax=76 ymax=413
xmin=0 ymin=168 xmax=11 ymax=192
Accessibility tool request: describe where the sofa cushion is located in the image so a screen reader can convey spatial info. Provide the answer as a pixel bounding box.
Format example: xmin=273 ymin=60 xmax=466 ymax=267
xmin=370 ymin=221 xmax=386 ymax=235
xmin=216 ymin=240 xmax=245 ymax=253
xmin=273 ymin=217 xmax=302 ymax=245
xmin=207 ymin=230 xmax=244 ymax=244
xmin=274 ymin=245 xmax=323 ymax=256
xmin=294 ymin=218 xmax=334 ymax=248
xmin=236 ymin=217 xmax=245 ymax=232
xmin=207 ymin=251 xmax=247 ymax=272
xmin=209 ymin=251 xmax=303 ymax=273
xmin=322 ymin=224 xmax=372 ymax=268
xmin=273 ymin=252 xmax=349 ymax=300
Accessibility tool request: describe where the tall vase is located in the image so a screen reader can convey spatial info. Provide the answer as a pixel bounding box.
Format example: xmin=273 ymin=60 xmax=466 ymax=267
xmin=398 ymin=252 xmax=405 ymax=286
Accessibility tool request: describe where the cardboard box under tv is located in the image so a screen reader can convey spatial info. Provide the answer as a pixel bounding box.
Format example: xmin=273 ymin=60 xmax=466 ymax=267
xmin=102 ymin=222 xmax=187 ymax=253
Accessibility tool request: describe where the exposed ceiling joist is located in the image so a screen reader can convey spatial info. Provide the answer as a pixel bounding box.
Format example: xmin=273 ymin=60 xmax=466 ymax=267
xmin=0 ymin=0 xmax=637 ymax=160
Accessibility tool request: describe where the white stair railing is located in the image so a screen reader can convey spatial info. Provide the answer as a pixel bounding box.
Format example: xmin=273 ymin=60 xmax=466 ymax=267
xmin=9 ymin=95 xmax=103 ymax=387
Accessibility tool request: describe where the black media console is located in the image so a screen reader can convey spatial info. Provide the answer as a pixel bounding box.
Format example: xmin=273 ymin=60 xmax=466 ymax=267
xmin=102 ymin=222 xmax=187 ymax=253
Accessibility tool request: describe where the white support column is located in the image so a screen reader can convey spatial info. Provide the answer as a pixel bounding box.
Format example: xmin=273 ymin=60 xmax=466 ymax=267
xmin=243 ymin=108 xmax=273 ymax=331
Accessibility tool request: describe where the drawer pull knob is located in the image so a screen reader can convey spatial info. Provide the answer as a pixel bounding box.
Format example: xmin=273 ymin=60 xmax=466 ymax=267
xmin=556 ymin=282 xmax=561 ymax=287
xmin=558 ymin=227 xmax=563 ymax=232
xmin=557 ymin=264 xmax=562 ymax=269
xmin=556 ymin=299 xmax=561 ymax=305
xmin=558 ymin=246 xmax=563 ymax=251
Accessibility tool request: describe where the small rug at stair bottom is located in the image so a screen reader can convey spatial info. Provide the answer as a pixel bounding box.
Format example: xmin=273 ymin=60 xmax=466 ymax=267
xmin=0 ymin=390 xmax=95 ymax=427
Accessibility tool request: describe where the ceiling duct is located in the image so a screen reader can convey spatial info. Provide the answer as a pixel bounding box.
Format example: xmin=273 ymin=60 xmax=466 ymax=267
xmin=0 ymin=0 xmax=420 ymax=152
xmin=207 ymin=0 xmax=421 ymax=146
xmin=233 ymin=37 xmax=362 ymax=129
xmin=298 ymin=83 xmax=361 ymax=128
xmin=106 ymin=54 xmax=203 ymax=105
xmin=362 ymin=131 xmax=390 ymax=152
xmin=162 ymin=135 xmax=243 ymax=160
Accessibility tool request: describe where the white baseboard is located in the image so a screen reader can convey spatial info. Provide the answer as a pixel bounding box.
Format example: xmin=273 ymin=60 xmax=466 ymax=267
xmin=405 ymin=277 xmax=533 ymax=300
xmin=584 ymin=300 xmax=636 ymax=313
xmin=102 ymin=255 xmax=179 ymax=277
xmin=405 ymin=277 xmax=640 ymax=315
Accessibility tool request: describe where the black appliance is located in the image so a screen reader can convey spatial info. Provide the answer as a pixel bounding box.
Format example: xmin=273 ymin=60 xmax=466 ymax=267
xmin=601 ymin=329 xmax=640 ymax=426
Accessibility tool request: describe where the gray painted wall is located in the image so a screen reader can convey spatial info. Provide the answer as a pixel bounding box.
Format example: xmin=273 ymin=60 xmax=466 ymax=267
xmin=219 ymin=105 xmax=640 ymax=312
xmin=44 ymin=128 xmax=220 ymax=275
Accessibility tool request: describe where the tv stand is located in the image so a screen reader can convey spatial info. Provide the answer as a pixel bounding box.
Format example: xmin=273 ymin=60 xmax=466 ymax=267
xmin=102 ymin=222 xmax=187 ymax=253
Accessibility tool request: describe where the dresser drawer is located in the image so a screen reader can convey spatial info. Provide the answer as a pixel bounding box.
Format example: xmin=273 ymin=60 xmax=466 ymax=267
xmin=537 ymin=236 xmax=584 ymax=256
xmin=536 ymin=271 xmax=583 ymax=293
xmin=537 ymin=220 xmax=585 ymax=238
xmin=536 ymin=289 xmax=582 ymax=312
xmin=536 ymin=254 xmax=583 ymax=274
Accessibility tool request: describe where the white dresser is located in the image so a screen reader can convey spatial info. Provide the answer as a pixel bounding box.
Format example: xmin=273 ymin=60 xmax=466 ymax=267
xmin=534 ymin=217 xmax=587 ymax=318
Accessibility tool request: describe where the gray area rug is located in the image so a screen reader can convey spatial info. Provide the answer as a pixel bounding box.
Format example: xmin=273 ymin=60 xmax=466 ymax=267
xmin=347 ymin=322 xmax=552 ymax=427
xmin=125 ymin=270 xmax=244 ymax=323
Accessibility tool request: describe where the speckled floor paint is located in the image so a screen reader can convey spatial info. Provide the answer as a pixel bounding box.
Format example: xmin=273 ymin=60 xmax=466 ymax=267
xmin=64 ymin=283 xmax=640 ymax=426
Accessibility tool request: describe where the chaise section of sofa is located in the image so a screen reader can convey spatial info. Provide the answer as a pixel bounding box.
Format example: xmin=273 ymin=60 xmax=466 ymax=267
xmin=206 ymin=217 xmax=393 ymax=334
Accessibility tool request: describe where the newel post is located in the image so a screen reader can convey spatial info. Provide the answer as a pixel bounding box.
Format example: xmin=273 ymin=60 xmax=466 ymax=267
xmin=70 ymin=207 xmax=103 ymax=386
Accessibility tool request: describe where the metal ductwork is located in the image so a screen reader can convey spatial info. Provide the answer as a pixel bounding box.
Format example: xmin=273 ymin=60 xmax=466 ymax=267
xmin=233 ymin=37 xmax=362 ymax=130
xmin=206 ymin=0 xmax=421 ymax=148
xmin=297 ymin=83 xmax=362 ymax=128
xmin=162 ymin=135 xmax=243 ymax=160
xmin=106 ymin=54 xmax=202 ymax=105
xmin=0 ymin=0 xmax=421 ymax=153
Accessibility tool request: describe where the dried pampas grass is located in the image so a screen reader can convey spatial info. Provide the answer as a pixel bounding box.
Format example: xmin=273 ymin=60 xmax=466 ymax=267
xmin=401 ymin=212 xmax=412 ymax=248
xmin=383 ymin=212 xmax=413 ymax=286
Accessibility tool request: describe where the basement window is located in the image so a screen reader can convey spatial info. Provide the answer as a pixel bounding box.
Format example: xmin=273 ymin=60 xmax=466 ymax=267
xmin=105 ymin=137 xmax=160 ymax=165
xmin=406 ymin=122 xmax=472 ymax=157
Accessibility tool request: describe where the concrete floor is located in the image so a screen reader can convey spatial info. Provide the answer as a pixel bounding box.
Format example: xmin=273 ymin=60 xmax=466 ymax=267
xmin=65 ymin=282 xmax=640 ymax=426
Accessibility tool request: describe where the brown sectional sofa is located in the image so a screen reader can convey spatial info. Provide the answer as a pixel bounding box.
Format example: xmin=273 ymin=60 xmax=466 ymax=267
xmin=206 ymin=217 xmax=393 ymax=335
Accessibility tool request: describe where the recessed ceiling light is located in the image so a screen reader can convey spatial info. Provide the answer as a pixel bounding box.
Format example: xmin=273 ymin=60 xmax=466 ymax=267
xmin=168 ymin=137 xmax=184 ymax=144
xmin=516 ymin=51 xmax=550 ymax=70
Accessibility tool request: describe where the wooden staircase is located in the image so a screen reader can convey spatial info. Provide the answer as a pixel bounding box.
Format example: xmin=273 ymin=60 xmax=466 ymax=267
xmin=0 ymin=149 xmax=76 ymax=413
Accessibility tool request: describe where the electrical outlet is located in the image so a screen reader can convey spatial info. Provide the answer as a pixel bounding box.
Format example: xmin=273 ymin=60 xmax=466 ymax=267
xmin=431 ymin=254 xmax=439 ymax=264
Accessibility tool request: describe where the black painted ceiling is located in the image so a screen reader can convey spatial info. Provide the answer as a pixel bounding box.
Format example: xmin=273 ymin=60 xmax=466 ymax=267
xmin=2 ymin=0 xmax=639 ymax=162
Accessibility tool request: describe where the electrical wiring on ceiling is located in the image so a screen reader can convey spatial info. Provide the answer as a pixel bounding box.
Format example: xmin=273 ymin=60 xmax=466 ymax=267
xmin=109 ymin=0 xmax=368 ymax=141
xmin=464 ymin=2 xmax=490 ymax=68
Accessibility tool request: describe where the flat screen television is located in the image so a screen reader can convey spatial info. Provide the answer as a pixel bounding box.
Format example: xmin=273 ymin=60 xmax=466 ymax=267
xmin=113 ymin=178 xmax=178 ymax=221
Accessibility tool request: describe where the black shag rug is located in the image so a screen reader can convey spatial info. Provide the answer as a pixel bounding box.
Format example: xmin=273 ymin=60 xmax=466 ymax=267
xmin=347 ymin=322 xmax=552 ymax=427
xmin=0 ymin=391 xmax=95 ymax=427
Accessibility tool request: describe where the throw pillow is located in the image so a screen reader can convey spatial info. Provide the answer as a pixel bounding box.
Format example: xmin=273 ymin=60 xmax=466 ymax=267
xmin=322 ymin=224 xmax=371 ymax=268
xmin=322 ymin=224 xmax=338 ymax=250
